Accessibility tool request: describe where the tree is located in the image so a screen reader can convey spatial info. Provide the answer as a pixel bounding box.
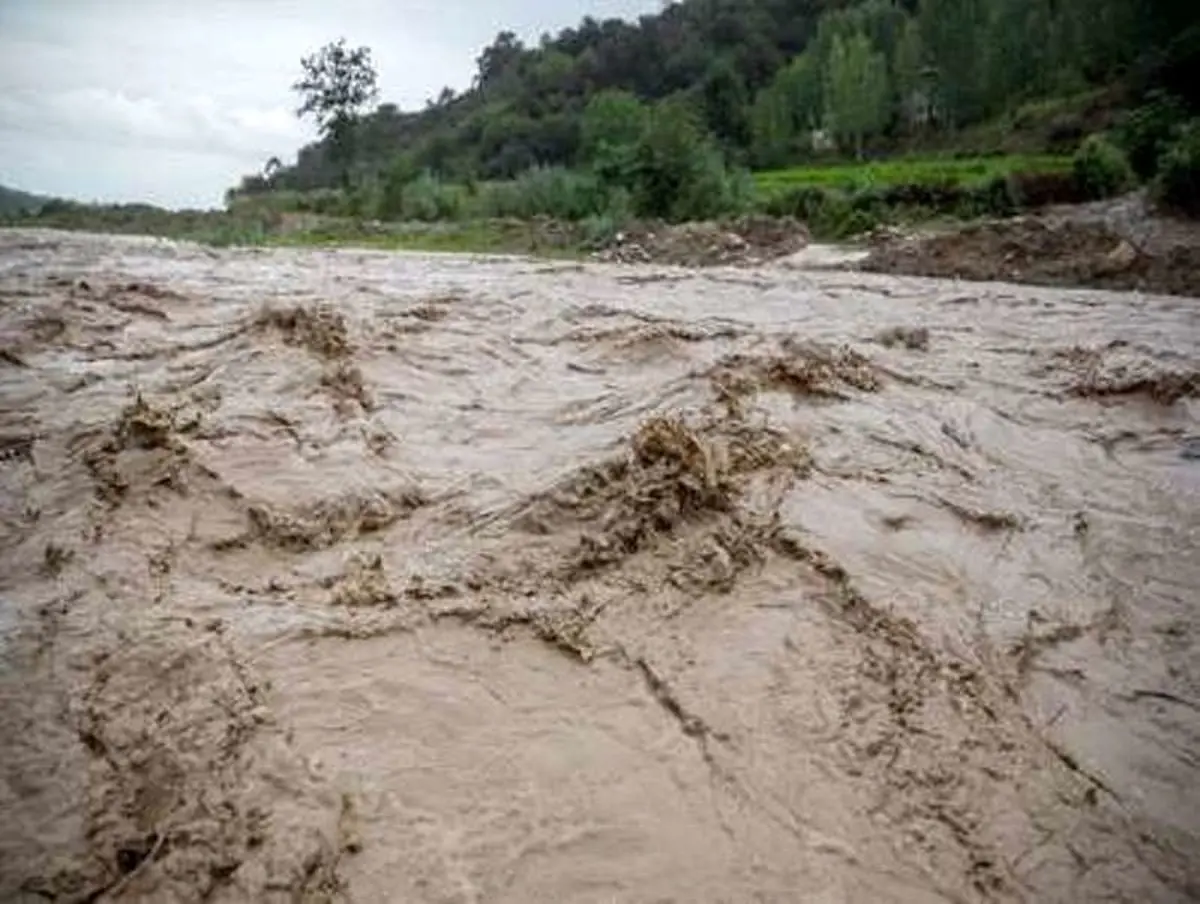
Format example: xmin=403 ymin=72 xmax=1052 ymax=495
xmin=750 ymin=49 xmax=822 ymax=167
xmin=825 ymin=32 xmax=890 ymax=158
xmin=701 ymin=57 xmax=751 ymax=149
xmin=293 ymin=39 xmax=380 ymax=187
xmin=892 ymin=17 xmax=928 ymax=132
xmin=917 ymin=0 xmax=985 ymax=128
xmin=631 ymin=99 xmax=708 ymax=219
xmin=580 ymin=89 xmax=648 ymax=184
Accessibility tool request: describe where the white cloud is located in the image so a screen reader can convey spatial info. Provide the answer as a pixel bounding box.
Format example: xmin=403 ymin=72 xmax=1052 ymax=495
xmin=0 ymin=0 xmax=658 ymax=209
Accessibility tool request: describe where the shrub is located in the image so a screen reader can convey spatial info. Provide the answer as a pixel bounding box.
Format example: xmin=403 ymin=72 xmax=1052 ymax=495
xmin=1116 ymin=93 xmax=1188 ymax=179
xmin=760 ymin=186 xmax=874 ymax=239
xmin=964 ymin=175 xmax=1020 ymax=218
xmin=474 ymin=167 xmax=607 ymax=221
xmin=1007 ymin=170 xmax=1084 ymax=208
xmin=395 ymin=172 xmax=462 ymax=222
xmin=1154 ymin=121 xmax=1200 ymax=218
xmin=629 ymin=100 xmax=746 ymax=222
xmin=1072 ymin=135 xmax=1134 ymax=200
xmin=671 ymin=148 xmax=755 ymax=221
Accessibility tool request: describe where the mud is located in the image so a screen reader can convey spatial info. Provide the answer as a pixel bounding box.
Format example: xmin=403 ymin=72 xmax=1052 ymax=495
xmin=1 ymin=228 xmax=1198 ymax=903
xmin=861 ymin=211 xmax=1200 ymax=298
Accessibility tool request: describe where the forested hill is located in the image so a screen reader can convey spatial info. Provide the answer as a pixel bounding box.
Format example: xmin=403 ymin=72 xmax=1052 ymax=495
xmin=241 ymin=0 xmax=1197 ymax=194
xmin=0 ymin=184 xmax=51 ymax=215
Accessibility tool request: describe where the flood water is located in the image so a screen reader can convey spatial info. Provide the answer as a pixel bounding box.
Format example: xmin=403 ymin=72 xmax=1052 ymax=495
xmin=1 ymin=229 xmax=1198 ymax=902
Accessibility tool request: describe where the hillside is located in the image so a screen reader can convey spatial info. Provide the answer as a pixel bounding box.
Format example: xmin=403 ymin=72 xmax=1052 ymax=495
xmin=0 ymin=184 xmax=51 ymax=216
xmin=239 ymin=0 xmax=1198 ymax=196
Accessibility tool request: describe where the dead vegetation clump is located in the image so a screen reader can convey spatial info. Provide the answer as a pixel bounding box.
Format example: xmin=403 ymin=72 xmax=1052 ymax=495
xmin=513 ymin=410 xmax=807 ymax=578
xmin=876 ymin=325 xmax=931 ymax=351
xmin=255 ymin=303 xmax=352 ymax=359
xmin=320 ymin=361 xmax=375 ymax=415
xmin=1048 ymin=345 xmax=1200 ymax=404
xmin=710 ymin=339 xmax=880 ymax=402
xmin=569 ymin=416 xmax=737 ymax=574
xmin=1072 ymin=362 xmax=1200 ymax=404
xmin=326 ymin=552 xmax=396 ymax=607
xmin=81 ymin=395 xmax=204 ymax=505
xmin=245 ymin=487 xmax=426 ymax=552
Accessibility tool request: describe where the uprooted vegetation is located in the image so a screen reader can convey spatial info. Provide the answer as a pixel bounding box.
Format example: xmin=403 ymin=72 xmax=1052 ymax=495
xmin=254 ymin=303 xmax=352 ymax=359
xmin=243 ymin=488 xmax=426 ymax=552
xmin=708 ymin=338 xmax=881 ymax=402
xmin=512 ymin=409 xmax=809 ymax=580
xmin=81 ymin=395 xmax=209 ymax=506
xmin=1047 ymin=344 xmax=1200 ymax=403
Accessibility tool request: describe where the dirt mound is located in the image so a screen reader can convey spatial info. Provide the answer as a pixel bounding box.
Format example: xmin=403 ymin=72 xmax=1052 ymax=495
xmin=594 ymin=216 xmax=809 ymax=267
xmin=708 ymin=338 xmax=881 ymax=401
xmin=862 ymin=216 xmax=1200 ymax=297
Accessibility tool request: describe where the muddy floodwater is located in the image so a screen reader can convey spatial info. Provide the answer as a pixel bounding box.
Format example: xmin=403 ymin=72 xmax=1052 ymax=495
xmin=1 ymin=229 xmax=1198 ymax=903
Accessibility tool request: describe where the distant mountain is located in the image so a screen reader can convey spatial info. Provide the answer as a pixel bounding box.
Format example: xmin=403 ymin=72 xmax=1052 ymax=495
xmin=0 ymin=184 xmax=53 ymax=216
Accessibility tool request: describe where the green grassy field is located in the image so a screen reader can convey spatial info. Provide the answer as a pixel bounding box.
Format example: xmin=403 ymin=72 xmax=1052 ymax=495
xmin=753 ymin=154 xmax=1072 ymax=195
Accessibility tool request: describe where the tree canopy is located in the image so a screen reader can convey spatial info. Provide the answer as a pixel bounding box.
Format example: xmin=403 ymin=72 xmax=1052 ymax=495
xmin=236 ymin=0 xmax=1194 ymax=196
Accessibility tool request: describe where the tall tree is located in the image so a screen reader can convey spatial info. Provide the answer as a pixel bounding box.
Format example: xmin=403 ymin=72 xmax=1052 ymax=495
xmin=701 ymin=57 xmax=751 ymax=148
xmin=892 ymin=16 xmax=927 ymax=132
xmin=825 ymin=32 xmax=890 ymax=157
xmin=750 ymin=49 xmax=822 ymax=166
xmin=917 ymin=0 xmax=985 ymax=128
xmin=293 ymin=39 xmax=379 ymax=187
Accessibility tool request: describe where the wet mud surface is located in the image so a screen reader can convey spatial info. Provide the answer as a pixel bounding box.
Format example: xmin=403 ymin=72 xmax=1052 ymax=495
xmin=861 ymin=209 xmax=1200 ymax=298
xmin=1 ymin=228 xmax=1198 ymax=902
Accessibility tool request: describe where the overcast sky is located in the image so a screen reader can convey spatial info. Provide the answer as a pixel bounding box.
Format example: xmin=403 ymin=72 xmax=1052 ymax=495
xmin=0 ymin=0 xmax=657 ymax=209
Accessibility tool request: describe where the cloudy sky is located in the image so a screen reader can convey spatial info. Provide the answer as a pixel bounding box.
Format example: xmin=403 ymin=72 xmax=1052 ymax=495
xmin=0 ymin=0 xmax=657 ymax=209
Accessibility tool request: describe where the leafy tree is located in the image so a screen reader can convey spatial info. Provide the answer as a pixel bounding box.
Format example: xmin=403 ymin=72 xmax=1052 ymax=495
xmin=824 ymin=32 xmax=890 ymax=158
xmin=293 ymin=39 xmax=379 ymax=187
xmin=580 ymin=90 xmax=648 ymax=185
xmin=892 ymin=17 xmax=927 ymax=131
xmin=701 ymin=57 xmax=751 ymax=148
xmin=750 ymin=50 xmax=822 ymax=166
xmin=628 ymin=99 xmax=739 ymax=220
xmin=917 ymin=0 xmax=985 ymax=127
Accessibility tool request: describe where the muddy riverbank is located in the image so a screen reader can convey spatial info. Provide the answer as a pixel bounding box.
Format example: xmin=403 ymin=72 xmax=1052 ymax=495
xmin=861 ymin=195 xmax=1200 ymax=298
xmin=1 ymin=229 xmax=1198 ymax=902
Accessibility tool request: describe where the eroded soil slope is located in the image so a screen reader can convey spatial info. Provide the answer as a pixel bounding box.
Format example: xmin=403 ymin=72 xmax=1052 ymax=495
xmin=1 ymin=230 xmax=1198 ymax=903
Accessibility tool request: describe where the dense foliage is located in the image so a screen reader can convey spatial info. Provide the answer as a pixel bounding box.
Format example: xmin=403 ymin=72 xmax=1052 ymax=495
xmin=232 ymin=0 xmax=1194 ymax=202
xmin=1154 ymin=121 xmax=1200 ymax=216
xmin=1072 ymin=135 xmax=1134 ymax=200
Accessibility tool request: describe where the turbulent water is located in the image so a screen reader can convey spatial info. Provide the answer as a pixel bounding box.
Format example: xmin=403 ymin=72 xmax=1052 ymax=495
xmin=1 ymin=228 xmax=1198 ymax=903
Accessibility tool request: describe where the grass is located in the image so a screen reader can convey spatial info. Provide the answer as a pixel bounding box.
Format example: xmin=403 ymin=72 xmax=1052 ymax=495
xmin=753 ymin=154 xmax=1072 ymax=196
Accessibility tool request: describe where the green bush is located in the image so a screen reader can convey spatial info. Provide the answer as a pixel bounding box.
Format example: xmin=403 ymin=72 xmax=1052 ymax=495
xmin=1154 ymin=121 xmax=1200 ymax=218
xmin=394 ymin=172 xmax=462 ymax=222
xmin=474 ymin=167 xmax=607 ymax=221
xmin=760 ymin=186 xmax=875 ymax=239
xmin=1072 ymin=135 xmax=1134 ymax=200
xmin=1116 ymin=93 xmax=1188 ymax=179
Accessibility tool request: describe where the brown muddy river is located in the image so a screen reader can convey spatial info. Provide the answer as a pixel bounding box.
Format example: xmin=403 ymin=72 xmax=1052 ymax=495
xmin=1 ymin=228 xmax=1198 ymax=903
